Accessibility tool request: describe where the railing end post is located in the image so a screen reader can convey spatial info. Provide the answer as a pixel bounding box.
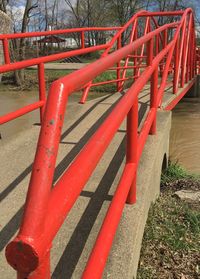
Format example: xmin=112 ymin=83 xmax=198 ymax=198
xmin=6 ymin=239 xmax=39 ymax=275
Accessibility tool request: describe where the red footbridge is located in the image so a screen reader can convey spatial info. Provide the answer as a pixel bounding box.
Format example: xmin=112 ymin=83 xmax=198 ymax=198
xmin=0 ymin=8 xmax=200 ymax=279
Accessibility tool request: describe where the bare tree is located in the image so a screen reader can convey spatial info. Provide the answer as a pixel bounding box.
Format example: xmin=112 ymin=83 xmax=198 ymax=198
xmin=9 ymin=0 xmax=38 ymax=85
xmin=0 ymin=0 xmax=8 ymax=13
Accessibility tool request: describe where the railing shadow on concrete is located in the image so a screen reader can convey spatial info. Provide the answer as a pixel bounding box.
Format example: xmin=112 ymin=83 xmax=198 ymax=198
xmin=0 ymin=96 xmax=148 ymax=274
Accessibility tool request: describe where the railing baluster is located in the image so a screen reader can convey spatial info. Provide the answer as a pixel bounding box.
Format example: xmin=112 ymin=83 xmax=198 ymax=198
xmin=116 ymin=34 xmax=122 ymax=91
xmin=180 ymin=25 xmax=187 ymax=87
xmin=38 ymin=63 xmax=46 ymax=123
xmin=173 ymin=36 xmax=179 ymax=94
xmin=150 ymin=68 xmax=158 ymax=135
xmin=2 ymin=38 xmax=10 ymax=64
xmin=126 ymin=97 xmax=138 ymax=204
xmin=81 ymin=31 xmax=85 ymax=49
xmin=147 ymin=37 xmax=158 ymax=135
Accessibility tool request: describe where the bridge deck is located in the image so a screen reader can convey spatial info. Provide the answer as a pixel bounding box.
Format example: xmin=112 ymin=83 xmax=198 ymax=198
xmin=0 ymin=80 xmax=194 ymax=278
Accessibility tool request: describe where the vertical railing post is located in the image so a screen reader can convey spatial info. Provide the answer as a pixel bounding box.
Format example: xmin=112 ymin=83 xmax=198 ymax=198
xmin=119 ymin=19 xmax=138 ymax=91
xmin=2 ymin=38 xmax=10 ymax=64
xmin=180 ymin=27 xmax=187 ymax=88
xmin=147 ymin=38 xmax=153 ymax=67
xmin=190 ymin=29 xmax=195 ymax=79
xmin=181 ymin=14 xmax=192 ymax=88
xmin=126 ymin=97 xmax=138 ymax=204
xmin=133 ymin=24 xmax=138 ymax=80
xmin=38 ymin=63 xmax=46 ymax=123
xmin=150 ymin=68 xmax=158 ymax=135
xmin=192 ymin=27 xmax=196 ymax=78
xmin=147 ymin=37 xmax=158 ymax=135
xmin=81 ymin=31 xmax=85 ymax=49
xmin=173 ymin=36 xmax=179 ymax=94
xmin=161 ymin=29 xmax=167 ymax=75
xmin=116 ymin=34 xmax=122 ymax=91
xmin=186 ymin=34 xmax=191 ymax=83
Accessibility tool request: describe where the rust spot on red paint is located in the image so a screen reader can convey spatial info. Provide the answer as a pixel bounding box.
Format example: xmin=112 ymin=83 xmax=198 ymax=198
xmin=49 ymin=119 xmax=55 ymax=125
xmin=45 ymin=147 xmax=55 ymax=157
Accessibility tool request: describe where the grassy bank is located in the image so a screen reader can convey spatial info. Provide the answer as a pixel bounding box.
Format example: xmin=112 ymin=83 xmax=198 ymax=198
xmin=137 ymin=163 xmax=200 ymax=279
xmin=1 ymin=68 xmax=133 ymax=95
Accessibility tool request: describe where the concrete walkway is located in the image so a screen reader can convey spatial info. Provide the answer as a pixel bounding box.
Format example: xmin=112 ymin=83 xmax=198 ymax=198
xmin=0 ymin=80 xmax=193 ymax=278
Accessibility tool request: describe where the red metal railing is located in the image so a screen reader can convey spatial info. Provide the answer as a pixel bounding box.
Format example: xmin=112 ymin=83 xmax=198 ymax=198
xmin=4 ymin=9 xmax=197 ymax=279
xmin=0 ymin=26 xmax=121 ymax=125
xmin=197 ymin=47 xmax=200 ymax=74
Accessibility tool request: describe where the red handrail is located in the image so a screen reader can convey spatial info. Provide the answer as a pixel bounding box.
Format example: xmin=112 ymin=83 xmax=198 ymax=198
xmin=0 ymin=27 xmax=121 ymax=125
xmin=196 ymin=47 xmax=200 ymax=74
xmin=79 ymin=9 xmax=189 ymax=104
xmin=5 ymin=8 xmax=197 ymax=279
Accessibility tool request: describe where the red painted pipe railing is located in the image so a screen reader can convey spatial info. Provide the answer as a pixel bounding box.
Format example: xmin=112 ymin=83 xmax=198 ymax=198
xmin=196 ymin=47 xmax=200 ymax=74
xmin=0 ymin=27 xmax=121 ymax=125
xmin=4 ymin=8 xmax=197 ymax=279
xmin=79 ymin=9 xmax=188 ymax=104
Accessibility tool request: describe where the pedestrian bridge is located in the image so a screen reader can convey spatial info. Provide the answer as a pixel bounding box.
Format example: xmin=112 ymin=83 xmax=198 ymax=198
xmin=0 ymin=8 xmax=199 ymax=279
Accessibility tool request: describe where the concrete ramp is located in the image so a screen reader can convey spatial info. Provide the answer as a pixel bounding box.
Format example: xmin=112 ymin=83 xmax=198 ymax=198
xmin=1 ymin=91 xmax=171 ymax=278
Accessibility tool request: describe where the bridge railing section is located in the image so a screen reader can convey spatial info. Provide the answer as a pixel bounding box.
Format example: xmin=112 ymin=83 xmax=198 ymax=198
xmin=196 ymin=47 xmax=200 ymax=74
xmin=5 ymin=9 xmax=196 ymax=279
xmin=79 ymin=10 xmax=197 ymax=103
xmin=0 ymin=27 xmax=121 ymax=125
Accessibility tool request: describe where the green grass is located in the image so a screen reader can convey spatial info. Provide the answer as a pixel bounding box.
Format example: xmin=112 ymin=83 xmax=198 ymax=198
xmin=137 ymin=163 xmax=200 ymax=279
xmin=1 ymin=66 xmax=136 ymax=103
xmin=2 ymin=67 xmax=135 ymax=94
xmin=161 ymin=161 xmax=199 ymax=185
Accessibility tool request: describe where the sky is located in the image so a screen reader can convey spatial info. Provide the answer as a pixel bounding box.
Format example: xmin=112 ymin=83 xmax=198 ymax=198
xmin=6 ymin=0 xmax=200 ymax=33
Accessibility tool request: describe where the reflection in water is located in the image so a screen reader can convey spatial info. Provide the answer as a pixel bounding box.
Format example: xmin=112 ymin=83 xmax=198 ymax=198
xmin=170 ymin=98 xmax=200 ymax=174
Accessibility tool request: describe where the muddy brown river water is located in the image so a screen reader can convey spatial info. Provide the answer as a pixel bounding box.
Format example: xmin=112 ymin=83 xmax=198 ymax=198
xmin=170 ymin=98 xmax=200 ymax=174
xmin=1 ymin=90 xmax=200 ymax=174
xmin=0 ymin=90 xmax=39 ymax=139
xmin=0 ymin=89 xmax=81 ymax=140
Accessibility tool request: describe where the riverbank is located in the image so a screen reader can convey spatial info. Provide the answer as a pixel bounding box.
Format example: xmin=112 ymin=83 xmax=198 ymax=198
xmin=137 ymin=163 xmax=200 ymax=279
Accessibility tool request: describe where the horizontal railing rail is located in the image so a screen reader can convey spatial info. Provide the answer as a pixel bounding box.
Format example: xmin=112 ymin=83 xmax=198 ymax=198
xmin=79 ymin=9 xmax=187 ymax=103
xmin=0 ymin=27 xmax=121 ymax=125
xmin=4 ymin=8 xmax=197 ymax=279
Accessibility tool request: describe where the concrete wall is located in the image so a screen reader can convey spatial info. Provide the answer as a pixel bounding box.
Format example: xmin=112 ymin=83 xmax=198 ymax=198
xmin=186 ymin=75 xmax=200 ymax=97
xmin=104 ymin=111 xmax=171 ymax=279
xmin=0 ymin=10 xmax=11 ymax=81
xmin=194 ymin=75 xmax=200 ymax=97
